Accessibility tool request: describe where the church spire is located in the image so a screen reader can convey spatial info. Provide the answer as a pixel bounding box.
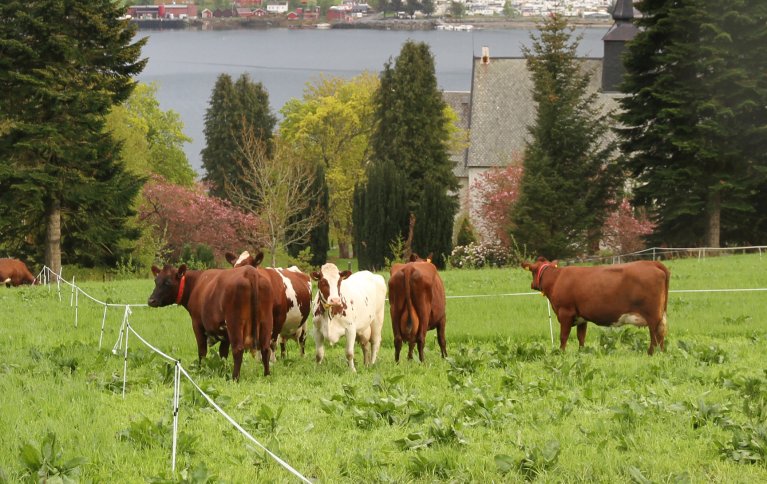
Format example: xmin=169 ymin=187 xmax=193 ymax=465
xmin=601 ymin=0 xmax=638 ymax=92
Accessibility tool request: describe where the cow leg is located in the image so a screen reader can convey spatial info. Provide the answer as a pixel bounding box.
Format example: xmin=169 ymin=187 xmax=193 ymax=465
xmin=192 ymin=323 xmax=208 ymax=363
xmin=280 ymin=336 xmax=287 ymax=359
xmin=219 ymin=340 xmax=230 ymax=359
xmin=313 ymin=326 xmax=325 ymax=364
xmin=576 ymin=323 xmax=588 ymax=348
xmin=298 ymin=329 xmax=307 ymax=357
xmin=345 ymin=330 xmax=358 ymax=372
xmin=232 ymin=346 xmax=243 ymax=381
xmin=394 ymin=333 xmax=403 ymax=363
xmin=407 ymin=339 xmax=415 ymax=360
xmin=416 ymin=332 xmax=426 ymax=363
xmin=558 ymin=319 xmax=574 ymax=351
xmin=437 ymin=319 xmax=448 ymax=358
xmin=269 ymin=340 xmax=277 ymax=363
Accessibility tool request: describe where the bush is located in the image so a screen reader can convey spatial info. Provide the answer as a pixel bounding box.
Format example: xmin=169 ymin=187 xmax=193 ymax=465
xmin=449 ymin=243 xmax=512 ymax=269
xmin=455 ymin=214 xmax=478 ymax=247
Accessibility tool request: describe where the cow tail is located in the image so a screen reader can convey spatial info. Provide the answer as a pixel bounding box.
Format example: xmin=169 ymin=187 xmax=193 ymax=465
xmin=249 ymin=269 xmax=260 ymax=355
xmin=405 ymin=267 xmax=419 ymax=340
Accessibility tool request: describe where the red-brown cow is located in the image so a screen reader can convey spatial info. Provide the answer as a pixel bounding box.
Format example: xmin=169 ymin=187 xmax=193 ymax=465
xmin=225 ymin=251 xmax=311 ymax=359
xmin=0 ymin=258 xmax=37 ymax=287
xmin=147 ymin=264 xmax=274 ymax=380
xmin=388 ymin=253 xmax=447 ymax=362
xmin=521 ymin=257 xmax=670 ymax=354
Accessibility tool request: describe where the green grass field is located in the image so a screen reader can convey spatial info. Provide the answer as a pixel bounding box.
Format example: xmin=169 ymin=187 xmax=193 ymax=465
xmin=1 ymin=254 xmax=766 ymax=482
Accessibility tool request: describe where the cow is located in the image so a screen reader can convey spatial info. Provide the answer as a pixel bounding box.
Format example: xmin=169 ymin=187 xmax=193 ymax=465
xmin=147 ymin=263 xmax=274 ymax=380
xmin=311 ymin=263 xmax=386 ymax=372
xmin=521 ymin=257 xmax=670 ymax=355
xmin=0 ymin=258 xmax=37 ymax=287
xmin=388 ymin=253 xmax=447 ymax=362
xmin=225 ymin=250 xmax=311 ymax=359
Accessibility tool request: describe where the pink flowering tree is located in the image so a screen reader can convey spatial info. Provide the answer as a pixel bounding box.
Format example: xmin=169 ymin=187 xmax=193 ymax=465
xmin=470 ymin=162 xmax=524 ymax=248
xmin=139 ymin=175 xmax=265 ymax=264
xmin=601 ymin=198 xmax=656 ymax=255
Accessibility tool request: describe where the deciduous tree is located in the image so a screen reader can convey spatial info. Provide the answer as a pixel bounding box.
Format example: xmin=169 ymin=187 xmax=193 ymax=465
xmin=0 ymin=0 xmax=147 ymax=271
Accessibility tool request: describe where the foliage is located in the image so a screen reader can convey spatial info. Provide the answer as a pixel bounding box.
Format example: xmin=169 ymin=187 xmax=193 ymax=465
xmin=454 ymin=214 xmax=478 ymax=247
xmin=471 ymin=162 xmax=524 ymax=247
xmin=139 ymin=176 xmax=264 ymax=264
xmin=106 ymin=82 xmax=195 ymax=186
xmin=510 ymin=13 xmax=622 ymax=258
xmin=226 ymin=130 xmax=323 ymax=267
xmin=449 ymin=242 xmax=512 ymax=269
xmin=601 ymin=198 xmax=656 ymax=255
xmin=618 ymin=0 xmax=767 ymax=247
xmin=18 ymin=432 xmax=87 ymax=482
xmin=0 ymin=0 xmax=147 ymax=271
xmin=201 ymin=73 xmax=276 ymax=200
xmin=279 ymin=73 xmax=379 ymax=258
xmin=286 ymin=161 xmax=330 ymax=267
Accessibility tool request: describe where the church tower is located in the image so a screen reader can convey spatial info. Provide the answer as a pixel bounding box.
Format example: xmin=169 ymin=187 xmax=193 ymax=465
xmin=601 ymin=0 xmax=639 ymax=92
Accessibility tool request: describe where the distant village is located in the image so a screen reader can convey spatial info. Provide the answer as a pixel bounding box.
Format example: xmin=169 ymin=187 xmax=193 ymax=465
xmin=126 ymin=0 xmax=616 ymax=26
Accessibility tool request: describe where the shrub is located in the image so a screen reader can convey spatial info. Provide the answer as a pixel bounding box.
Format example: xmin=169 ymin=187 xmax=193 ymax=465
xmin=449 ymin=242 xmax=511 ymax=268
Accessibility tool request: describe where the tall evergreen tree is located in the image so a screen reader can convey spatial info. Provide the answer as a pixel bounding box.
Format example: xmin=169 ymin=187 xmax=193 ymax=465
xmin=201 ymin=73 xmax=276 ymax=200
xmin=287 ymin=162 xmax=330 ymax=267
xmin=510 ymin=13 xmax=622 ymax=258
xmin=0 ymin=0 xmax=147 ymax=272
xmin=362 ymin=40 xmax=459 ymax=267
xmin=618 ymin=0 xmax=767 ymax=247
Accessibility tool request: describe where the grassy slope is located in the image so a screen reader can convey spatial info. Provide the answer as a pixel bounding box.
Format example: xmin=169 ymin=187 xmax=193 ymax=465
xmin=0 ymin=254 xmax=766 ymax=482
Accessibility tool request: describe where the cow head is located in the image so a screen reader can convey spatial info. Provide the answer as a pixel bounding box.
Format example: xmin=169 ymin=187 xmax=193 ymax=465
xmin=225 ymin=250 xmax=265 ymax=268
xmin=521 ymin=257 xmax=558 ymax=291
xmin=148 ymin=264 xmax=187 ymax=307
xmin=311 ymin=263 xmax=351 ymax=316
xmin=409 ymin=252 xmax=433 ymax=264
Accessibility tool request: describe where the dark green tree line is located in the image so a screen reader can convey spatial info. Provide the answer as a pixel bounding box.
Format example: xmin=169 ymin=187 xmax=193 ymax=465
xmin=510 ymin=13 xmax=622 ymax=258
xmin=0 ymin=0 xmax=147 ymax=272
xmin=618 ymin=0 xmax=767 ymax=247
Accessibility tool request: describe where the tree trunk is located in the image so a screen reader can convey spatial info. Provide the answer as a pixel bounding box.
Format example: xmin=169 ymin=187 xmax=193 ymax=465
xmin=338 ymin=241 xmax=351 ymax=259
xmin=404 ymin=212 xmax=416 ymax=260
xmin=706 ymin=190 xmax=721 ymax=248
xmin=45 ymin=197 xmax=62 ymax=278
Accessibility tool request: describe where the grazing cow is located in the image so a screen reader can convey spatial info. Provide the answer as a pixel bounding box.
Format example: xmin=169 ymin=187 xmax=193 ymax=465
xmin=388 ymin=253 xmax=447 ymax=362
xmin=521 ymin=257 xmax=670 ymax=354
xmin=225 ymin=251 xmax=311 ymax=359
xmin=311 ymin=263 xmax=386 ymax=372
xmin=147 ymin=264 xmax=274 ymax=380
xmin=0 ymin=258 xmax=37 ymax=287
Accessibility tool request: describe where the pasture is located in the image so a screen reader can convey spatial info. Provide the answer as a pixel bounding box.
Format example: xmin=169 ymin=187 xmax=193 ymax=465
xmin=1 ymin=254 xmax=766 ymax=482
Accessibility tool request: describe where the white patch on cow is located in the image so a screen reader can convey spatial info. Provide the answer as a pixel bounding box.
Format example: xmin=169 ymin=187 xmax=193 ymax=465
xmin=276 ymin=268 xmax=303 ymax=337
xmin=285 ymin=266 xmax=302 ymax=273
xmin=612 ymin=313 xmax=648 ymax=328
xmin=235 ymin=251 xmax=250 ymax=267
xmin=2 ymin=277 xmax=9 ymax=284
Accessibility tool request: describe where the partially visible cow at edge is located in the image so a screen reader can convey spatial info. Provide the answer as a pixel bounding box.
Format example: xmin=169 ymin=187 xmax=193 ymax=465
xmin=311 ymin=263 xmax=386 ymax=372
xmin=225 ymin=250 xmax=311 ymax=359
xmin=388 ymin=253 xmax=447 ymax=362
xmin=521 ymin=257 xmax=670 ymax=354
xmin=147 ymin=264 xmax=274 ymax=380
xmin=1 ymin=258 xmax=37 ymax=287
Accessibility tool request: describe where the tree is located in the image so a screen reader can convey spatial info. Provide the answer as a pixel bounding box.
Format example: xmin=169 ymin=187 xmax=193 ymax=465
xmin=618 ymin=0 xmax=767 ymax=247
xmin=0 ymin=0 xmax=147 ymax=272
xmin=471 ymin=162 xmax=524 ymax=248
xmin=449 ymin=1 xmax=465 ymax=18
xmin=280 ymin=73 xmax=379 ymax=259
xmin=226 ymin=127 xmax=323 ymax=267
xmin=287 ymin=161 xmax=330 ymax=267
xmin=364 ymin=40 xmax=459 ymax=268
xmin=509 ymin=13 xmax=622 ymax=258
xmin=139 ymin=176 xmax=264 ymax=264
xmin=106 ymin=82 xmax=195 ymax=186
xmin=201 ymin=73 xmax=276 ymax=200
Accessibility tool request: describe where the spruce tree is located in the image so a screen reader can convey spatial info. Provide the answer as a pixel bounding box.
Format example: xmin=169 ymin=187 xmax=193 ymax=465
xmin=202 ymin=73 xmax=276 ymax=200
xmin=510 ymin=13 xmax=622 ymax=258
xmin=618 ymin=0 xmax=767 ymax=247
xmin=0 ymin=0 xmax=147 ymax=271
xmin=361 ymin=40 xmax=459 ymax=267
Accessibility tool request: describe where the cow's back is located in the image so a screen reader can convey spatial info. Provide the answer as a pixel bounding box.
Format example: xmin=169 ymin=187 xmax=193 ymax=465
xmin=0 ymin=258 xmax=35 ymax=286
xmin=344 ymin=271 xmax=386 ymax=313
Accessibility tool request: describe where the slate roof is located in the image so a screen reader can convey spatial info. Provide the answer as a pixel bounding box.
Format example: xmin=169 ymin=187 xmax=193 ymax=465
xmin=465 ymin=56 xmax=618 ymax=169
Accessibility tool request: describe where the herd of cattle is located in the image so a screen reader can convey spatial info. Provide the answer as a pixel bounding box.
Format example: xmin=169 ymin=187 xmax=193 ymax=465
xmin=2 ymin=252 xmax=671 ymax=381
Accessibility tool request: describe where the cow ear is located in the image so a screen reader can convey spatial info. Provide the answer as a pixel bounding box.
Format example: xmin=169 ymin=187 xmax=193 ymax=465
xmin=340 ymin=270 xmax=352 ymax=280
xmin=551 ymin=259 xmax=559 ymax=268
xmin=253 ymin=251 xmax=265 ymax=267
xmin=151 ymin=265 xmax=161 ymax=277
xmin=224 ymin=252 xmax=237 ymax=265
xmin=521 ymin=261 xmax=531 ymax=270
xmin=310 ymin=271 xmax=321 ymax=281
xmin=177 ymin=264 xmax=187 ymax=278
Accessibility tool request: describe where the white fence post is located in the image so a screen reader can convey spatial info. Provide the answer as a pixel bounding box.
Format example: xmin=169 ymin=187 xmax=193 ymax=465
xmin=98 ymin=305 xmax=108 ymax=350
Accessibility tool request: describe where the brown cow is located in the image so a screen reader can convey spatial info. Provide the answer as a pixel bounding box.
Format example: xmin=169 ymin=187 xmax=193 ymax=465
xmin=521 ymin=257 xmax=670 ymax=354
xmin=147 ymin=264 xmax=274 ymax=380
xmin=388 ymin=253 xmax=447 ymax=362
xmin=225 ymin=250 xmax=311 ymax=359
xmin=0 ymin=258 xmax=37 ymax=287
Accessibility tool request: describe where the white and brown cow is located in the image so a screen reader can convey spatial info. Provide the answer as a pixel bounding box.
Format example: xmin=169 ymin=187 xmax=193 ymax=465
xmin=225 ymin=251 xmax=311 ymax=359
xmin=311 ymin=263 xmax=386 ymax=372
xmin=521 ymin=257 xmax=670 ymax=354
xmin=0 ymin=258 xmax=37 ymax=287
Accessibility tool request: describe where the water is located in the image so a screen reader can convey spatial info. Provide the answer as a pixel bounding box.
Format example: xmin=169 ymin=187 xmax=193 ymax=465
xmin=135 ymin=27 xmax=608 ymax=173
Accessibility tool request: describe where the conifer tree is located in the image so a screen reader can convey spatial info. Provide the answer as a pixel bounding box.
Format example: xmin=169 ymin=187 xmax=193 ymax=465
xmin=0 ymin=0 xmax=147 ymax=271
xmin=618 ymin=0 xmax=767 ymax=247
xmin=510 ymin=13 xmax=621 ymax=258
xmin=202 ymin=73 xmax=276 ymax=200
xmin=360 ymin=40 xmax=459 ymax=268
xmin=287 ymin=162 xmax=330 ymax=267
